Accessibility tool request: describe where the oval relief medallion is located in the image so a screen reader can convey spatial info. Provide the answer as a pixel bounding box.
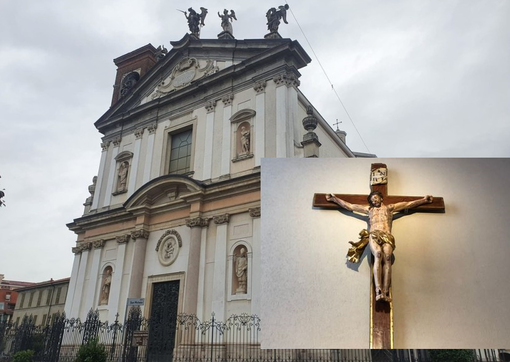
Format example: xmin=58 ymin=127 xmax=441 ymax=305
xmin=155 ymin=229 xmax=182 ymax=266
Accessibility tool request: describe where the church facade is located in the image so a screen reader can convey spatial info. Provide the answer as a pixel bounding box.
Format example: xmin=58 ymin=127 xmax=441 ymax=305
xmin=64 ymin=33 xmax=359 ymax=328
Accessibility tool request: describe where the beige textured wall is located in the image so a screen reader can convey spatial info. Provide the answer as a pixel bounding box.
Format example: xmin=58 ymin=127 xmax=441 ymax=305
xmin=261 ymin=158 xmax=510 ymax=348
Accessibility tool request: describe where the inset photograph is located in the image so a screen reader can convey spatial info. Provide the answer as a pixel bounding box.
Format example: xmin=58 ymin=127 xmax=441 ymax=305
xmin=261 ymin=158 xmax=510 ymax=349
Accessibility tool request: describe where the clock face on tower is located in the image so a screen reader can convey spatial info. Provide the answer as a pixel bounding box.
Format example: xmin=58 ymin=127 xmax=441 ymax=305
xmin=371 ymin=167 xmax=388 ymax=185
xmin=120 ymin=71 xmax=140 ymax=97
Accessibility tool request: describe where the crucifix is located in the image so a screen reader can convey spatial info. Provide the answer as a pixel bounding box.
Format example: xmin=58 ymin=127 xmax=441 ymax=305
xmin=313 ymin=163 xmax=445 ymax=348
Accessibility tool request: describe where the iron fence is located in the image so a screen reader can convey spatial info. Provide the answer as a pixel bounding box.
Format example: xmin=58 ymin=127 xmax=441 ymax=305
xmin=0 ymin=310 xmax=502 ymax=362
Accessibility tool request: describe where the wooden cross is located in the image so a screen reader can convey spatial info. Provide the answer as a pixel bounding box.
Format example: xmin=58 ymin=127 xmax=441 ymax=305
xmin=313 ymin=163 xmax=445 ymax=348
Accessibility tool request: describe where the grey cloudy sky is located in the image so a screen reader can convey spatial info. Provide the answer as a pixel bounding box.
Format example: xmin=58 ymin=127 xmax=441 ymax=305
xmin=1 ymin=0 xmax=509 ymax=282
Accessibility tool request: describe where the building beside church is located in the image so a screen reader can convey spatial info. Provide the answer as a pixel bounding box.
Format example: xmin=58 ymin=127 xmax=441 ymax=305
xmin=11 ymin=278 xmax=69 ymax=326
xmin=0 ymin=275 xmax=35 ymax=323
xmin=64 ymin=27 xmax=361 ymax=328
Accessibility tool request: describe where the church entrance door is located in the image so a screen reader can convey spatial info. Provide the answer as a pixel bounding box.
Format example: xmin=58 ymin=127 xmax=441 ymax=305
xmin=147 ymin=280 xmax=180 ymax=362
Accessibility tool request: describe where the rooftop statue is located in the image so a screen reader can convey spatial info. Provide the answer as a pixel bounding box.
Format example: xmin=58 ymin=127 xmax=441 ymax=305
xmin=181 ymin=7 xmax=208 ymax=38
xmin=218 ymin=9 xmax=237 ymax=35
xmin=266 ymin=4 xmax=289 ymax=34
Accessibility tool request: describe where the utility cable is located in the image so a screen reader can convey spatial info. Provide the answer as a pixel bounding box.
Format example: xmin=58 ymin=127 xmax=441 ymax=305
xmin=285 ymin=1 xmax=372 ymax=154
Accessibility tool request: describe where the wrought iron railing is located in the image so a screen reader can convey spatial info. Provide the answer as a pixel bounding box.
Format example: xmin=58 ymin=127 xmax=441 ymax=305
xmin=0 ymin=309 xmax=502 ymax=362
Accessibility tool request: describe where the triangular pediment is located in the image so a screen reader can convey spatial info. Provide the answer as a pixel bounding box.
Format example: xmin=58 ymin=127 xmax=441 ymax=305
xmin=94 ymin=34 xmax=311 ymax=133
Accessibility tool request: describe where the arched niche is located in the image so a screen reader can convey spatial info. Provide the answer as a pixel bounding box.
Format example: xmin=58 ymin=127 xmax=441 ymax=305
xmin=228 ymin=241 xmax=253 ymax=301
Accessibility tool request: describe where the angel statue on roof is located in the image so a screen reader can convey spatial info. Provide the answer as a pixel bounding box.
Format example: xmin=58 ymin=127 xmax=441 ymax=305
xmin=266 ymin=4 xmax=289 ymax=33
xmin=182 ymin=7 xmax=208 ymax=37
xmin=218 ymin=9 xmax=237 ymax=35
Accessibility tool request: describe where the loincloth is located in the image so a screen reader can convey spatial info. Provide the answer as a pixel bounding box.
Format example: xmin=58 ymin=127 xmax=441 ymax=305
xmin=346 ymin=229 xmax=395 ymax=263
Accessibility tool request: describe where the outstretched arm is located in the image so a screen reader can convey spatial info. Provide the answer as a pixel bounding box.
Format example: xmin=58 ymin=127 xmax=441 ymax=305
xmin=325 ymin=194 xmax=369 ymax=214
xmin=391 ymin=195 xmax=433 ymax=212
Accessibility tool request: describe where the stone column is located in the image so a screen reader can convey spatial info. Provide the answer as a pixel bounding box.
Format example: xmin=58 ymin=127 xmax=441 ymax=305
xmin=127 ymin=229 xmax=150 ymax=299
xmin=108 ymin=234 xmax=130 ymax=321
xmin=103 ymin=137 xmax=121 ymax=207
xmin=143 ymin=123 xmax=157 ymax=184
xmin=83 ymin=240 xmax=105 ymax=312
xmin=220 ymin=94 xmax=233 ymax=178
xmin=184 ymin=217 xmax=210 ymax=315
xmin=70 ymin=242 xmax=91 ymax=319
xmin=127 ymin=128 xmax=144 ymax=198
xmin=273 ymin=73 xmax=300 ymax=158
xmin=91 ymin=141 xmax=110 ymax=210
xmin=202 ymin=101 xmax=216 ymax=180
xmin=211 ymin=213 xmax=230 ymax=321
xmin=65 ymin=248 xmax=84 ymax=317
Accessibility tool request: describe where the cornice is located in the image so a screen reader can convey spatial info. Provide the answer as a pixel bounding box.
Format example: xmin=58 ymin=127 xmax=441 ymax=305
xmin=68 ymin=172 xmax=261 ymax=235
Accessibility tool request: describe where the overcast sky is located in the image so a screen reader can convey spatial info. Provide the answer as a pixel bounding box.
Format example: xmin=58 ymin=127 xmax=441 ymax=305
xmin=1 ymin=0 xmax=509 ymax=282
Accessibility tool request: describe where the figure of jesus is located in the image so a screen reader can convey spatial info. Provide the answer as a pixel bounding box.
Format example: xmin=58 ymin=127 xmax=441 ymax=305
xmin=326 ymin=191 xmax=433 ymax=302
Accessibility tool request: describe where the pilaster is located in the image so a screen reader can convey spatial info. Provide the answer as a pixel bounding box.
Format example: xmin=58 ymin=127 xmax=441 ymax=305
xmin=273 ymin=73 xmax=300 ymax=158
xmin=211 ymin=213 xmax=230 ymax=321
xmin=254 ymin=82 xmax=266 ymax=167
xmin=250 ymin=208 xmax=261 ymax=316
xmin=127 ymin=128 xmax=144 ymax=197
xmin=64 ymin=251 xmax=82 ymax=317
xmin=91 ymin=141 xmax=110 ymax=210
xmin=202 ymin=101 xmax=216 ymax=180
xmin=70 ymin=242 xmax=91 ymax=319
xmin=185 ymin=217 xmax=210 ymax=315
xmin=108 ymin=233 xmax=131 ymax=321
xmin=83 ymin=240 xmax=104 ymax=313
xmin=127 ymin=229 xmax=150 ymax=299
xmin=220 ymin=94 xmax=234 ymax=177
xmin=143 ymin=123 xmax=157 ymax=184
xmin=103 ymin=137 xmax=121 ymax=207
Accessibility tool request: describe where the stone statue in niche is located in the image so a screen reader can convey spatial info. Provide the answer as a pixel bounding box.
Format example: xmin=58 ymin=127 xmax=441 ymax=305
xmin=116 ymin=161 xmax=129 ymax=193
xmin=218 ymin=9 xmax=237 ymax=34
xmin=235 ymin=247 xmax=248 ymax=294
xmin=240 ymin=126 xmax=250 ymax=153
xmin=99 ymin=268 xmax=112 ymax=305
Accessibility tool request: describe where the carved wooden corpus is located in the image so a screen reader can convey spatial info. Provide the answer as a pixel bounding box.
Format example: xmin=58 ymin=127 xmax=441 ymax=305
xmin=313 ymin=163 xmax=445 ymax=348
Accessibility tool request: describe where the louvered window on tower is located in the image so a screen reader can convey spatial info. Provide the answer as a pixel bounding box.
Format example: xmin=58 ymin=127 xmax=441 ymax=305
xmin=168 ymin=129 xmax=192 ymax=175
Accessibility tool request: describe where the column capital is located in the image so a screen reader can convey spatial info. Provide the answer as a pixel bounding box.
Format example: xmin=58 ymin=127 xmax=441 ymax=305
xmin=186 ymin=217 xmax=211 ymax=228
xmin=112 ymin=137 xmax=122 ymax=147
xmin=248 ymin=207 xmax=261 ymax=218
xmin=253 ymin=81 xmax=266 ymax=94
xmin=131 ymin=228 xmax=150 ymax=240
xmin=273 ymin=73 xmax=300 ymax=88
xmin=116 ymin=234 xmax=131 ymax=244
xmin=205 ymin=100 xmax=217 ymax=113
xmin=92 ymin=239 xmax=106 ymax=249
xmin=100 ymin=141 xmax=111 ymax=151
xmin=134 ymin=127 xmax=145 ymax=139
xmin=222 ymin=93 xmax=234 ymax=107
xmin=73 ymin=242 xmax=92 ymax=254
xmin=147 ymin=122 xmax=158 ymax=134
xmin=213 ymin=213 xmax=230 ymax=225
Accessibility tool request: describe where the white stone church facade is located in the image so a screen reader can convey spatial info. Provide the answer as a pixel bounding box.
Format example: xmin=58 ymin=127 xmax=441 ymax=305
xmin=64 ymin=34 xmax=360 ymax=326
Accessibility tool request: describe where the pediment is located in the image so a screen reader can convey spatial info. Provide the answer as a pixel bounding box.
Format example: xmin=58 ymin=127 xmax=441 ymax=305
xmin=94 ymin=35 xmax=311 ymax=133
xmin=125 ymin=175 xmax=205 ymax=211
xmin=140 ymin=57 xmax=219 ymax=105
